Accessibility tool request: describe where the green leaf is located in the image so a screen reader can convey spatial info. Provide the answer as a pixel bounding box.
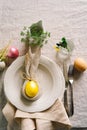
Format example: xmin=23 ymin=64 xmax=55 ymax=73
xmin=61 ymin=37 xmax=66 ymax=42
xmin=20 ymin=31 xmax=25 ymax=36
xmin=30 ymin=20 xmax=43 ymax=37
xmin=48 ymin=32 xmax=50 ymax=37
xmin=21 ymin=38 xmax=26 ymax=42
xmin=61 ymin=37 xmax=67 ymax=48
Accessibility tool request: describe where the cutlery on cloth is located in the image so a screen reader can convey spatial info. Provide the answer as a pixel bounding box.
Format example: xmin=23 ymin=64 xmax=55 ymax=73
xmin=68 ymin=65 xmax=74 ymax=116
xmin=63 ymin=62 xmax=70 ymax=117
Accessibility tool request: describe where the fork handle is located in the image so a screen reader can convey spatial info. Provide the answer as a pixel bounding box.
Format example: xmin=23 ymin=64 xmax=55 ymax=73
xmin=69 ymin=81 xmax=74 ymax=116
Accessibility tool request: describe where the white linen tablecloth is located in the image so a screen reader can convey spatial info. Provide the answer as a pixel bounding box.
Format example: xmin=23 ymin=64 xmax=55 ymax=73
xmin=0 ymin=0 xmax=87 ymax=129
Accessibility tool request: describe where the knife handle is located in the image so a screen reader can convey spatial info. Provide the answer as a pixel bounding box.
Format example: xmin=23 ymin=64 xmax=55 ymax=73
xmin=69 ymin=81 xmax=74 ymax=116
xmin=64 ymin=88 xmax=70 ymax=117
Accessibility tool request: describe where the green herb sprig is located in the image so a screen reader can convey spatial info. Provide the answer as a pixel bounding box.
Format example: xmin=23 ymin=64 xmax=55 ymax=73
xmin=20 ymin=20 xmax=50 ymax=47
xmin=56 ymin=37 xmax=68 ymax=50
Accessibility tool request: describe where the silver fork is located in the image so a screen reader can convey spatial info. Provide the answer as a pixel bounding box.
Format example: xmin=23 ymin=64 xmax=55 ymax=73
xmin=68 ymin=65 xmax=74 ymax=116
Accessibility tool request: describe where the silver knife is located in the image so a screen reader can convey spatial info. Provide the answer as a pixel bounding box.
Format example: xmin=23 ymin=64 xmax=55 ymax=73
xmin=63 ymin=62 xmax=70 ymax=116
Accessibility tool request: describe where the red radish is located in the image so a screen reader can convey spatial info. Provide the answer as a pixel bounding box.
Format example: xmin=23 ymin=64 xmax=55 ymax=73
xmin=7 ymin=47 xmax=19 ymax=58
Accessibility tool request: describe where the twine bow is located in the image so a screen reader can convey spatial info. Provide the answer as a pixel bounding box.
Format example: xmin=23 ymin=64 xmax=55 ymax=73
xmin=20 ymin=71 xmax=36 ymax=82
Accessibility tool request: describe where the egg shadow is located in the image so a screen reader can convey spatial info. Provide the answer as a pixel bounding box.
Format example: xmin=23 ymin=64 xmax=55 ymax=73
xmin=69 ymin=65 xmax=84 ymax=80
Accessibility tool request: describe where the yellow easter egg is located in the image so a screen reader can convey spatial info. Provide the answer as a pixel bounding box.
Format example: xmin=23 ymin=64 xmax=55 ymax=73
xmin=25 ymin=80 xmax=39 ymax=98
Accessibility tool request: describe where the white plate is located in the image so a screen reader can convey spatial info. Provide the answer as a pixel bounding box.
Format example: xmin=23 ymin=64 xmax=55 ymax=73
xmin=4 ymin=55 xmax=65 ymax=112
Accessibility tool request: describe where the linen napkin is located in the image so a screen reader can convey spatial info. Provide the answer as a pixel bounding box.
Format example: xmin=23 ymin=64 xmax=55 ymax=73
xmin=2 ymin=46 xmax=71 ymax=130
xmin=2 ymin=99 xmax=71 ymax=130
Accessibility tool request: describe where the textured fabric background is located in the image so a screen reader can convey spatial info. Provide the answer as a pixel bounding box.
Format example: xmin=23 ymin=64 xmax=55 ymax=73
xmin=0 ymin=0 xmax=87 ymax=129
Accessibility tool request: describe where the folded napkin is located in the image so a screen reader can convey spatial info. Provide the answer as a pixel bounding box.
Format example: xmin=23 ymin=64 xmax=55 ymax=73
xmin=2 ymin=99 xmax=71 ymax=130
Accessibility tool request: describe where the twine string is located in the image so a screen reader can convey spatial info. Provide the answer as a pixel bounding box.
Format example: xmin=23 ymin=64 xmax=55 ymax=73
xmin=20 ymin=71 xmax=32 ymax=81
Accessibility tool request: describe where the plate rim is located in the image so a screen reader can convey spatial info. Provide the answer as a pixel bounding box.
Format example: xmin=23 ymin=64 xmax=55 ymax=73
xmin=4 ymin=55 xmax=65 ymax=112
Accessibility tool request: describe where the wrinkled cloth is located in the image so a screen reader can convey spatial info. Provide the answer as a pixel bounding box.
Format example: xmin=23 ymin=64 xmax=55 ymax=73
xmin=2 ymin=99 xmax=71 ymax=130
xmin=1 ymin=0 xmax=87 ymax=129
xmin=24 ymin=46 xmax=41 ymax=80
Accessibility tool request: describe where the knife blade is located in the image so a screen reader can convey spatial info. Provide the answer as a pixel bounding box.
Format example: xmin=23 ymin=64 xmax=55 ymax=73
xmin=63 ymin=62 xmax=70 ymax=116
